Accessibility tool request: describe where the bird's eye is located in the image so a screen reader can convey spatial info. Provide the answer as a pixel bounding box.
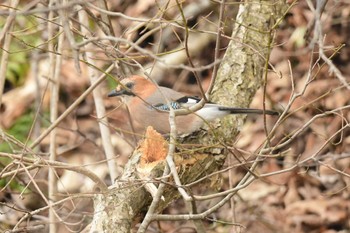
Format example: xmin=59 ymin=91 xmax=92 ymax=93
xmin=125 ymin=82 xmax=134 ymax=89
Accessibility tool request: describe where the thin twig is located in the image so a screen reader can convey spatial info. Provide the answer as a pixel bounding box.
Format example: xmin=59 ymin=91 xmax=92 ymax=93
xmin=48 ymin=0 xmax=64 ymax=230
xmin=137 ymin=167 xmax=170 ymax=233
xmin=0 ymin=152 xmax=107 ymax=191
xmin=175 ymin=0 xmax=207 ymax=103
xmin=78 ymin=7 xmax=118 ymax=183
xmin=0 ymin=0 xmax=19 ymax=109
xmin=29 ymin=63 xmax=115 ymax=150
xmin=205 ymin=0 xmax=225 ymax=99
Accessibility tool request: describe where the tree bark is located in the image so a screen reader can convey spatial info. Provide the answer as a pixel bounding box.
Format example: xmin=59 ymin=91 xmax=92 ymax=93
xmin=88 ymin=1 xmax=289 ymax=232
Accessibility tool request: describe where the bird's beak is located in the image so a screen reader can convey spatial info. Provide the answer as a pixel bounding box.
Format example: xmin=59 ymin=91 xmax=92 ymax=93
xmin=108 ymin=89 xmax=122 ymax=97
xmin=107 ymin=89 xmax=134 ymax=97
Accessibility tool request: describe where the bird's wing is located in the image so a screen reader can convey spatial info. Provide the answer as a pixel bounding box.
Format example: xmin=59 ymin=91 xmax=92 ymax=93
xmin=149 ymin=86 xmax=204 ymax=111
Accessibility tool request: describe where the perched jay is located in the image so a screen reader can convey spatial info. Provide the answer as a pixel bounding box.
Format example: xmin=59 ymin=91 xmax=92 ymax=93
xmin=108 ymin=75 xmax=278 ymax=137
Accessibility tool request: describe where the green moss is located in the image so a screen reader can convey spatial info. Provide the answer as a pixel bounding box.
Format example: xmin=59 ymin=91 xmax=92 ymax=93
xmin=0 ymin=14 xmax=42 ymax=87
xmin=0 ymin=177 xmax=30 ymax=194
xmin=0 ymin=111 xmax=34 ymax=153
xmin=0 ymin=109 xmax=37 ymax=194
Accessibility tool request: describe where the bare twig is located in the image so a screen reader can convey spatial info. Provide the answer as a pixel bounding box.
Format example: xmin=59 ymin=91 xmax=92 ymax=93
xmin=0 ymin=0 xmax=92 ymax=16
xmin=136 ymin=167 xmax=170 ymax=233
xmin=205 ymin=0 xmax=225 ymax=98
xmin=175 ymin=0 xmax=207 ymax=103
xmin=0 ymin=0 xmax=19 ymax=109
xmin=0 ymin=152 xmax=107 ymax=191
xmin=47 ymin=0 xmax=64 ymax=231
xmin=78 ymin=8 xmax=118 ymax=183
xmin=29 ymin=64 xmax=115 ymax=150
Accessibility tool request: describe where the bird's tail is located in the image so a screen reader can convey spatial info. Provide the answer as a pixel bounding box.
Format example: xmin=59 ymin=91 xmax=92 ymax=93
xmin=218 ymin=107 xmax=279 ymax=116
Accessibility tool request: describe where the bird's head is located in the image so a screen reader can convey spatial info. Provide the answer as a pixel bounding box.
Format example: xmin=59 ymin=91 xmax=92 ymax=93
xmin=108 ymin=75 xmax=156 ymax=103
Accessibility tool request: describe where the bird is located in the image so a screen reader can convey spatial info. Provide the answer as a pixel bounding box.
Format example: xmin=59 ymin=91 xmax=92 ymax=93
xmin=108 ymin=75 xmax=278 ymax=139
